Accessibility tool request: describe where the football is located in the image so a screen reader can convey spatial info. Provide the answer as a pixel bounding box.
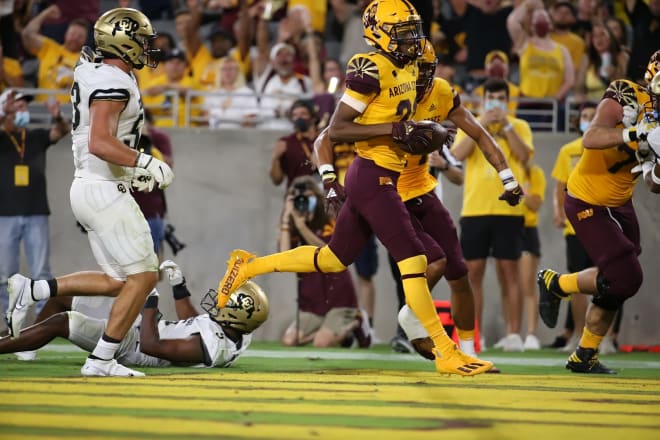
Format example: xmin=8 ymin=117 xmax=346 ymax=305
xmin=400 ymin=120 xmax=449 ymax=156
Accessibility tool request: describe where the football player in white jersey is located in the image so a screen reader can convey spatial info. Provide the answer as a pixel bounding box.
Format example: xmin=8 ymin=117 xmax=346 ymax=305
xmin=5 ymin=8 xmax=174 ymax=377
xmin=0 ymin=262 xmax=269 ymax=369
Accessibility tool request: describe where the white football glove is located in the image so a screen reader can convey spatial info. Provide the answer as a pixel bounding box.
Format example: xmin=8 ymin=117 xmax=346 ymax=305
xmin=135 ymin=152 xmax=174 ymax=189
xmin=622 ymin=104 xmax=639 ymax=128
xmin=648 ymin=126 xmax=660 ymax=157
xmin=159 ymin=260 xmax=184 ymax=286
xmin=131 ymin=167 xmax=155 ymax=192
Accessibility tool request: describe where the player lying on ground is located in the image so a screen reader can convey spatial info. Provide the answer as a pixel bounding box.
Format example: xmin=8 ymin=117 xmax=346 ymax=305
xmin=0 ymin=261 xmax=268 ymax=368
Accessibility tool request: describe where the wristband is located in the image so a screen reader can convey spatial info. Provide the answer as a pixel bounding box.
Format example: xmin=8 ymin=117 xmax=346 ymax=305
xmin=498 ymin=168 xmax=514 ymax=182
xmin=437 ymin=163 xmax=450 ymax=172
xmin=173 ymin=283 xmax=191 ymax=300
xmin=144 ymin=295 xmax=159 ymax=309
xmin=503 ymin=123 xmax=513 ymax=132
xmin=623 ymin=127 xmax=638 ymax=143
xmin=318 ymin=164 xmax=335 ymax=178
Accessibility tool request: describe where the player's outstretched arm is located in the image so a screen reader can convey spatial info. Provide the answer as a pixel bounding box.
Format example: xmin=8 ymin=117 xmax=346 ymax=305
xmin=160 ymin=260 xmax=198 ymax=320
xmin=140 ymin=296 xmax=205 ymax=364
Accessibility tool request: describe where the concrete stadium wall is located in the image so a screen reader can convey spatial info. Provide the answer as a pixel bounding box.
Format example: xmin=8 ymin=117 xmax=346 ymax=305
xmin=39 ymin=129 xmax=660 ymax=346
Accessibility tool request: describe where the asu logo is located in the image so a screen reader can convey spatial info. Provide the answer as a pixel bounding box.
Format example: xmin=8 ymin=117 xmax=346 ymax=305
xmin=112 ymin=16 xmax=139 ymax=38
xmin=363 ymin=4 xmax=379 ymax=35
xmin=576 ymin=208 xmax=594 ymax=221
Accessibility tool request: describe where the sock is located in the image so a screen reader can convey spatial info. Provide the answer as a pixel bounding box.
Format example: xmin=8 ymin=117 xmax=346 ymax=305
xmin=368 ymin=317 xmax=374 ymax=327
xmin=32 ymin=280 xmax=52 ymax=301
xmin=558 ymin=273 xmax=579 ymax=295
xmin=246 ymin=246 xmax=318 ymax=277
xmin=456 ymin=328 xmax=476 ymax=356
xmin=90 ymin=333 xmax=121 ymax=361
xmin=579 ymin=327 xmax=603 ymax=350
xmin=398 ymin=256 xmax=454 ymax=355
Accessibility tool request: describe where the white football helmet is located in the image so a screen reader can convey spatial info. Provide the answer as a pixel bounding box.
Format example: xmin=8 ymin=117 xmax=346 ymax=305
xmin=201 ymin=281 xmax=269 ymax=333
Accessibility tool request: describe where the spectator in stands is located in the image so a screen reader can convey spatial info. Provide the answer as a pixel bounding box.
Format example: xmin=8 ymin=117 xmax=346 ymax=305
xmin=449 ymin=0 xmax=514 ymax=83
xmin=173 ymin=3 xmax=213 ymax=85
xmin=21 ymin=4 xmax=87 ymax=102
xmin=508 ymin=0 xmax=574 ymax=103
xmin=605 ymin=17 xmax=631 ymax=55
xmin=199 ymin=2 xmax=251 ymax=88
xmin=36 ymin=0 xmax=98 ymax=46
xmin=518 ymin=162 xmax=546 ymax=350
xmin=205 ymin=57 xmax=259 ymax=129
xmin=255 ymin=38 xmax=313 ymax=130
xmin=435 ymin=54 xmax=463 ymax=94
xmin=279 ymin=175 xmax=368 ymax=348
xmin=469 ymin=50 xmax=520 ymax=115
xmin=0 ymin=45 xmax=24 ymax=90
xmin=451 ymin=78 xmax=533 ymax=351
xmin=575 ymin=23 xmax=629 ymax=101
xmin=0 ymin=90 xmax=69 ymax=341
xmin=549 ymin=1 xmax=586 ymax=78
xmin=623 ymin=0 xmax=660 ymax=83
xmin=269 ymin=99 xmax=318 ymax=189
xmin=142 ymin=48 xmax=203 ymax=127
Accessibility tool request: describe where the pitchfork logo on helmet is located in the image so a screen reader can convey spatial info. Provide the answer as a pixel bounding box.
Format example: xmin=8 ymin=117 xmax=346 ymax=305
xmin=94 ymin=8 xmax=160 ymax=70
xmin=201 ymin=281 xmax=269 ymax=333
xmin=362 ymin=0 xmax=425 ymax=64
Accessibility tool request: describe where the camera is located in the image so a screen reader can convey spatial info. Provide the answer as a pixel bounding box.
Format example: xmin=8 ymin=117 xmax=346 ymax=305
xmin=164 ymin=224 xmax=186 ymax=255
xmin=292 ymin=181 xmax=310 ymax=212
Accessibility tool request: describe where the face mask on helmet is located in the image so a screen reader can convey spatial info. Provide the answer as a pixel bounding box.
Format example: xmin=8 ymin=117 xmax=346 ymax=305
xmin=644 ymin=50 xmax=660 ymax=84
xmin=201 ymin=281 xmax=269 ymax=334
xmin=14 ymin=111 xmax=30 ymax=128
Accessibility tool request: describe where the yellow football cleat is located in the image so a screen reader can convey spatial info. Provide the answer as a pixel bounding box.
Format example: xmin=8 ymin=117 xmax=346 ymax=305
xmin=434 ymin=346 xmax=494 ymax=376
xmin=216 ymin=249 xmax=255 ymax=308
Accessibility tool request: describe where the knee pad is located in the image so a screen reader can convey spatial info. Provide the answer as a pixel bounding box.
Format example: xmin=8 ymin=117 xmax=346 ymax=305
xmin=316 ymin=246 xmax=347 ymax=273
xmin=599 ymin=253 xmax=643 ymax=299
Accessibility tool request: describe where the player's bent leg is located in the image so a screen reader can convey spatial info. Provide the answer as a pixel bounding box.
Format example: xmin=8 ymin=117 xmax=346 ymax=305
xmin=104 ymin=271 xmax=157 ymax=340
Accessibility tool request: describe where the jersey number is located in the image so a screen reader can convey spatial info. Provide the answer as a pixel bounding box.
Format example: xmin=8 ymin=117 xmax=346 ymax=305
xmin=396 ymin=99 xmax=414 ymax=121
xmin=71 ymin=82 xmax=81 ymax=130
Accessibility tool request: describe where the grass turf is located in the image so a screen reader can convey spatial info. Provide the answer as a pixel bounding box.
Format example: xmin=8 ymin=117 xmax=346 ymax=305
xmin=1 ymin=340 xmax=659 ymax=439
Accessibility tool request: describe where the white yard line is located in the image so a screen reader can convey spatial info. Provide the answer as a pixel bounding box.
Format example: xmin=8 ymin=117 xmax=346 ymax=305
xmin=34 ymin=344 xmax=660 ymax=369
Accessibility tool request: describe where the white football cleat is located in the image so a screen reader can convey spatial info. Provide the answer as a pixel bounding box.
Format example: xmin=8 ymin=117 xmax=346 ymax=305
xmin=524 ymin=334 xmax=541 ymax=350
xmin=6 ymin=274 xmax=35 ymax=338
xmin=81 ymin=358 xmax=145 ymax=377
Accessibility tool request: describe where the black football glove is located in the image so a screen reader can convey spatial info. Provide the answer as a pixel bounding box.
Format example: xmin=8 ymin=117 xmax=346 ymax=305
xmin=321 ymin=172 xmax=346 ymax=217
xmin=392 ymin=121 xmax=433 ymax=154
xmin=499 ymin=183 xmax=524 ymax=206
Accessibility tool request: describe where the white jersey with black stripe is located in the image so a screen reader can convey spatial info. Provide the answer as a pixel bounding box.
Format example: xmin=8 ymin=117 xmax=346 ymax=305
xmin=71 ymin=57 xmax=144 ymax=181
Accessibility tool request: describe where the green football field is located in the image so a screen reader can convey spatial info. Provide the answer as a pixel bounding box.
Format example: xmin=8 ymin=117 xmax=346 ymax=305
xmin=1 ymin=340 xmax=659 ymax=440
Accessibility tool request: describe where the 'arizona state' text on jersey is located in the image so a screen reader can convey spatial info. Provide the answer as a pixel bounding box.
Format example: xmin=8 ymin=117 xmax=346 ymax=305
xmin=71 ymin=57 xmax=144 ymax=181
xmin=397 ymin=77 xmax=459 ymax=201
xmin=342 ymin=51 xmax=417 ymax=172
xmin=568 ymin=79 xmax=653 ymax=207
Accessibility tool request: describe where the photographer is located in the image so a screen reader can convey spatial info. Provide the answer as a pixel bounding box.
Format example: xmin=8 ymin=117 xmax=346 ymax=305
xmin=279 ymin=176 xmax=368 ymax=348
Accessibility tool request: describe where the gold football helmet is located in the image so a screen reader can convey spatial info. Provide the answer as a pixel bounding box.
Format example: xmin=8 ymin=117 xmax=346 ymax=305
xmin=94 ymin=8 xmax=159 ymax=69
xmin=645 ymin=50 xmax=660 ymax=84
xmin=201 ymin=281 xmax=269 ymax=333
xmin=362 ymin=0 xmax=424 ymax=64
xmin=417 ymin=39 xmax=436 ymax=99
